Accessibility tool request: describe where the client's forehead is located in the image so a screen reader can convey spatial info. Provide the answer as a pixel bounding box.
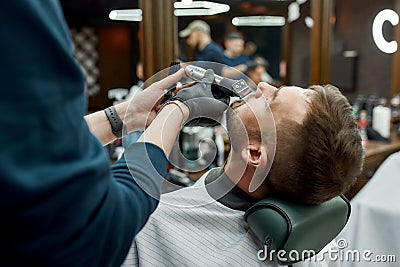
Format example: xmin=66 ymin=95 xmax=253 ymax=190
xmin=282 ymin=85 xmax=304 ymax=90
xmin=231 ymin=86 xmax=309 ymax=125
xmin=272 ymin=86 xmax=310 ymax=124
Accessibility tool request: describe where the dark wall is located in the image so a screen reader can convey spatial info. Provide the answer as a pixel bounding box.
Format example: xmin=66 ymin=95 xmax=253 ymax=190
xmin=60 ymin=1 xmax=140 ymax=111
xmin=60 ymin=0 xmax=139 ymax=26
xmin=289 ymin=1 xmax=312 ymax=88
xmin=241 ymin=26 xmax=283 ymax=80
xmin=290 ymin=0 xmax=395 ymax=101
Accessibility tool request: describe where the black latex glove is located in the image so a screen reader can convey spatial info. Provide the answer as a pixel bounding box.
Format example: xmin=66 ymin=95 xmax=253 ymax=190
xmin=171 ymin=69 xmax=229 ymax=127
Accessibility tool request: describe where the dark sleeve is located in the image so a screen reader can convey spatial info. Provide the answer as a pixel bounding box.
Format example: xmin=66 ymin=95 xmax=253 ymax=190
xmin=209 ymin=42 xmax=225 ymax=74
xmin=111 ymin=142 xmax=168 ymax=237
xmin=0 ymin=1 xmax=166 ymax=266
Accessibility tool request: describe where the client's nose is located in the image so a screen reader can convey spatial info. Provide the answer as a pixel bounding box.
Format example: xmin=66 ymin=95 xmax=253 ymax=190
xmin=255 ymin=82 xmax=277 ymax=99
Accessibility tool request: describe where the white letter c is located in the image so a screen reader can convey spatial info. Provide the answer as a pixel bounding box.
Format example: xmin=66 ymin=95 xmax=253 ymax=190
xmin=372 ymin=9 xmax=399 ymax=54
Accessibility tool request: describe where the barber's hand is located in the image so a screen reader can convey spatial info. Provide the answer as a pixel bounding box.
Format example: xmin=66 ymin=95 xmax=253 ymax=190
xmin=171 ymin=69 xmax=229 ymax=126
xmin=122 ymin=68 xmax=185 ymax=132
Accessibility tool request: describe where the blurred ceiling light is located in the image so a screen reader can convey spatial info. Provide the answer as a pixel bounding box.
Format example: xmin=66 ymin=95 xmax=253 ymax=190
xmin=287 ymin=2 xmax=300 ymax=23
xmin=342 ymin=50 xmax=358 ymax=58
xmin=304 ymin=16 xmax=314 ymax=28
xmin=174 ymin=1 xmax=230 ymax=16
xmin=296 ymin=0 xmax=308 ymax=5
xmin=182 ymin=0 xmax=193 ymax=5
xmin=109 ymin=9 xmax=142 ymax=21
xmin=372 ymin=9 xmax=399 ymax=54
xmin=232 ymin=16 xmax=286 ymax=27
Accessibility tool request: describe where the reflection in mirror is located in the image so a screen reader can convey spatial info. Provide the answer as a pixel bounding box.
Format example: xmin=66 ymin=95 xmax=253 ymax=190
xmin=177 ymin=21 xmax=284 ymax=86
xmin=176 ymin=0 xmax=302 ymax=89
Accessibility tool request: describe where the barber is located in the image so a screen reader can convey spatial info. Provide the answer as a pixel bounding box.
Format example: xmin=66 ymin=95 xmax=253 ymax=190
xmin=0 ymin=1 xmax=230 ymax=267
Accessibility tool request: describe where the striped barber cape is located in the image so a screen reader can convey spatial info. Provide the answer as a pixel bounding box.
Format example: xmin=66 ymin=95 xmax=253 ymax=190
xmin=122 ymin=169 xmax=340 ymax=267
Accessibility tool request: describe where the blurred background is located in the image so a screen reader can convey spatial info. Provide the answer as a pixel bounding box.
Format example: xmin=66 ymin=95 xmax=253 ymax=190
xmin=60 ymin=0 xmax=400 ymax=108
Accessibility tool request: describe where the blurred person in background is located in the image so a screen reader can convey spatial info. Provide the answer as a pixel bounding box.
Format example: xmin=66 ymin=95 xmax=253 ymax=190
xmin=179 ymin=20 xmax=225 ymax=68
xmin=247 ymin=56 xmax=275 ymax=87
xmin=221 ymin=32 xmax=250 ymax=78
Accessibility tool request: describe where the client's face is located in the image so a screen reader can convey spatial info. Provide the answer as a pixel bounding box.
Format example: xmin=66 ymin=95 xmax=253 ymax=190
xmin=231 ymin=83 xmax=311 ymax=132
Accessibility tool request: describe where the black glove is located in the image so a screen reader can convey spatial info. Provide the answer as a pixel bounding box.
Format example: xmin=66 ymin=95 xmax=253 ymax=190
xmin=171 ymin=69 xmax=229 ymax=127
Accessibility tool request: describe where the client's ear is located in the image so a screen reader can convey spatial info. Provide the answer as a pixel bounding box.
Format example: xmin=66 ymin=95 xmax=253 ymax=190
xmin=241 ymin=145 xmax=268 ymax=167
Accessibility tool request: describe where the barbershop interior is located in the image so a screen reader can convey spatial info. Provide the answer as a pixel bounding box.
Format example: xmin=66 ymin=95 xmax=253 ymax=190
xmin=59 ymin=0 xmax=400 ymax=265
xmin=61 ymin=0 xmax=399 ymax=265
xmin=4 ymin=0 xmax=400 ymax=266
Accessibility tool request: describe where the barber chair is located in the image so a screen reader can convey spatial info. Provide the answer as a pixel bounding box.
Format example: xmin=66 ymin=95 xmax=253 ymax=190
xmin=244 ymin=195 xmax=350 ymax=266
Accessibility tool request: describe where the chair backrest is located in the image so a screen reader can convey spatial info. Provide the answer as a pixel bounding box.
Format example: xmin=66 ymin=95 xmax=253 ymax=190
xmin=244 ymin=195 xmax=351 ymax=265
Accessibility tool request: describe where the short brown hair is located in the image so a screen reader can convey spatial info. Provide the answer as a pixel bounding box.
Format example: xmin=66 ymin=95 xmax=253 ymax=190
xmin=267 ymin=85 xmax=364 ymax=204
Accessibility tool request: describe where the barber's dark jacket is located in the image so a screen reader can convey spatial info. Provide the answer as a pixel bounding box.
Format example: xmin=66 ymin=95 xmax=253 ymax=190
xmin=0 ymin=1 xmax=167 ymax=266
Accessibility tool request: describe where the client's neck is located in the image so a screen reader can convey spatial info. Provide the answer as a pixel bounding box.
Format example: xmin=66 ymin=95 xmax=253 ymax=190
xmin=224 ymin=155 xmax=271 ymax=199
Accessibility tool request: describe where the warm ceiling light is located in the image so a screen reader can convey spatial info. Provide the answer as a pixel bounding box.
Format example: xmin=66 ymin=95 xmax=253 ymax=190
xmin=232 ymin=16 xmax=286 ymax=27
xmin=109 ymin=9 xmax=142 ymax=21
xmin=174 ymin=1 xmax=230 ymax=16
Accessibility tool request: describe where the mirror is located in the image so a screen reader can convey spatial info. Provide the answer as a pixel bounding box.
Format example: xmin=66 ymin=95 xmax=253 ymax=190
xmin=176 ymin=0 xmax=304 ymax=87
